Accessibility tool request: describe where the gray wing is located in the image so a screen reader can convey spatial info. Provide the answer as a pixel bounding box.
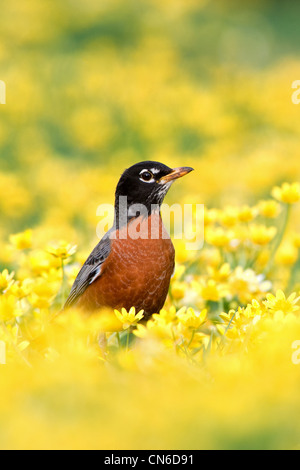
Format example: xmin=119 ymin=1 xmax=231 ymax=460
xmin=63 ymin=231 xmax=112 ymax=309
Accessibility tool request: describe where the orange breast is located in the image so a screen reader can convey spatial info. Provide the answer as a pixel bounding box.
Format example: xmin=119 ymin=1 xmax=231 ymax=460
xmin=77 ymin=213 xmax=175 ymax=318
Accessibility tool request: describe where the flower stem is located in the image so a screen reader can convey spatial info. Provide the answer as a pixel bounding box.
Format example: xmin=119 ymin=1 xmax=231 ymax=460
xmin=61 ymin=258 xmax=66 ymax=308
xmin=126 ymin=328 xmax=130 ymax=352
xmin=264 ymin=203 xmax=291 ymax=276
xmin=116 ymin=332 xmax=121 ymax=348
xmin=287 ymin=248 xmax=300 ymax=293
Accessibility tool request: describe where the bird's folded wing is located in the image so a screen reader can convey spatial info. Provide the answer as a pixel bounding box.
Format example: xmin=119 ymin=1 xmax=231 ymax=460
xmin=63 ymin=233 xmax=111 ymax=309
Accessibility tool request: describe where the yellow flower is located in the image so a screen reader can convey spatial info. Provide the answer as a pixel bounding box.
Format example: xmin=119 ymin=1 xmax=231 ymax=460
xmin=133 ymin=323 xmax=148 ymax=339
xmin=29 ymin=294 xmax=52 ymax=310
xmin=244 ymin=299 xmax=266 ymax=318
xmin=258 ymin=200 xmax=281 ymax=218
xmin=199 ymin=248 xmax=221 ymax=268
xmin=220 ymin=305 xmax=260 ymax=335
xmin=206 ymin=227 xmax=233 ymax=247
xmin=95 ymin=310 xmax=124 ymax=333
xmin=0 ymin=295 xmax=23 ymax=322
xmin=207 ymin=263 xmax=231 ymax=282
xmin=46 ymin=241 xmax=77 ymax=260
xmin=171 ymin=281 xmax=187 ymax=300
xmin=28 ymin=249 xmax=61 ymax=275
xmin=219 ymin=206 xmax=239 ymax=227
xmin=31 ymin=277 xmax=59 ymax=299
xmin=204 ymin=208 xmax=219 ymax=226
xmin=275 ymin=243 xmax=298 ymax=265
xmin=172 ymin=264 xmax=186 ymax=281
xmin=9 ymin=229 xmax=32 ymax=250
xmin=177 ymin=307 xmax=207 ymax=329
xmin=8 ymin=279 xmax=33 ymax=299
xmin=238 ymin=205 xmax=258 ymax=223
xmin=154 ymin=306 xmax=178 ymax=323
xmin=134 ymin=315 xmax=175 ymax=346
xmin=229 ymin=267 xmax=272 ymax=304
xmin=263 ymin=290 xmax=300 ymax=315
xmin=219 ymin=309 xmax=242 ymax=340
xmin=199 ymin=279 xmax=229 ymax=302
xmin=293 ymin=234 xmax=300 ymax=249
xmin=173 ymin=240 xmax=192 ymax=263
xmin=114 ymin=307 xmax=144 ymax=330
xmin=42 ymin=268 xmax=63 ymax=284
xmin=232 ymin=225 xmax=249 ymax=243
xmin=27 ymin=275 xmax=59 ymax=310
xmin=272 ymin=182 xmax=300 ymax=204
xmin=249 ymin=224 xmax=277 ymax=245
xmin=0 ymin=269 xmax=14 ymax=292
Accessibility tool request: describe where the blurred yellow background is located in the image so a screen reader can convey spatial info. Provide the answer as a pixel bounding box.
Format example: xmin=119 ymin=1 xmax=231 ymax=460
xmin=1 ymin=0 xmax=300 ymax=450
xmin=1 ymin=0 xmax=300 ymax=244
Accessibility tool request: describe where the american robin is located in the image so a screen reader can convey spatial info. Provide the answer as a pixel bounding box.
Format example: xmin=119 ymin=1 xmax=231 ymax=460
xmin=64 ymin=161 xmax=193 ymax=319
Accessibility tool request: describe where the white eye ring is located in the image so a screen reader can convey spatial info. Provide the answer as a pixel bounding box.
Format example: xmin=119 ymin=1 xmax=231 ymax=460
xmin=139 ymin=169 xmax=156 ymax=183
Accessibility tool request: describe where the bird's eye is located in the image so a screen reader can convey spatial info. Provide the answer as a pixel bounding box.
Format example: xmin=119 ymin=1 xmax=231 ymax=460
xmin=139 ymin=170 xmax=154 ymax=183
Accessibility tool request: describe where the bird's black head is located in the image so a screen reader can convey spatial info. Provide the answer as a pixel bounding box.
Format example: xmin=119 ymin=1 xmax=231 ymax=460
xmin=114 ymin=161 xmax=193 ymax=226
